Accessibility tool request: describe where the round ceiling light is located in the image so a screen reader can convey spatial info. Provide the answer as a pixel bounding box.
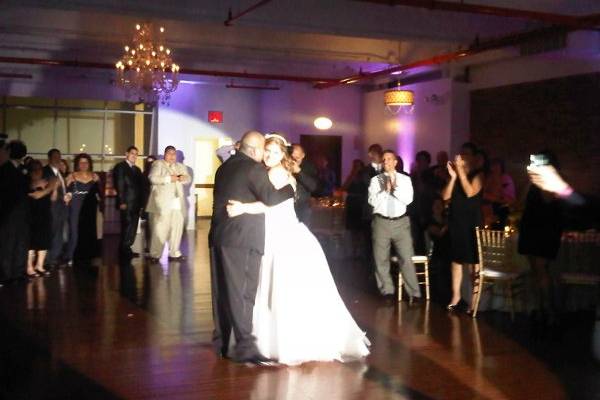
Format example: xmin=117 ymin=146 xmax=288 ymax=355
xmin=314 ymin=117 xmax=333 ymax=130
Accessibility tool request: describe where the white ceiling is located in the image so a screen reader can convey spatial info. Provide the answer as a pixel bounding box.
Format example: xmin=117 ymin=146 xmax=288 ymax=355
xmin=1 ymin=0 xmax=600 ymax=84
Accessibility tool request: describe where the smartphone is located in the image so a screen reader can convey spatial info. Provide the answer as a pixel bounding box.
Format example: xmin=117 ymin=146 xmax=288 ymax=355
xmin=529 ymin=154 xmax=549 ymax=167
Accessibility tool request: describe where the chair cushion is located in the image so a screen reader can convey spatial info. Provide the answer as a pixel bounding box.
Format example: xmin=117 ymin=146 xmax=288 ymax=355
xmin=412 ymin=256 xmax=428 ymax=263
xmin=481 ymin=269 xmax=520 ymax=279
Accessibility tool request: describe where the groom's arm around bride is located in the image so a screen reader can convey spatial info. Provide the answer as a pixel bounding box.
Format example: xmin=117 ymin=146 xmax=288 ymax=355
xmin=208 ymin=131 xmax=294 ymax=363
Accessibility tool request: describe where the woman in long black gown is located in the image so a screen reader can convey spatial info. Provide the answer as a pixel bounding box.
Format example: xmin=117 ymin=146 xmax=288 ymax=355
xmin=442 ymin=142 xmax=484 ymax=311
xmin=65 ymin=153 xmax=101 ymax=265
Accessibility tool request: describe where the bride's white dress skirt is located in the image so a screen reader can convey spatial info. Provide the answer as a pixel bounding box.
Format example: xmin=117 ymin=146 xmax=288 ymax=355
xmin=253 ymin=199 xmax=370 ymax=366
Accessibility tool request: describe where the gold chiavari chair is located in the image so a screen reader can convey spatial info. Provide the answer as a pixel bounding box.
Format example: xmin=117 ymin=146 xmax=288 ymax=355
xmin=559 ymin=231 xmax=600 ymax=289
xmin=398 ymin=245 xmax=432 ymax=302
xmin=472 ymin=227 xmax=522 ymax=319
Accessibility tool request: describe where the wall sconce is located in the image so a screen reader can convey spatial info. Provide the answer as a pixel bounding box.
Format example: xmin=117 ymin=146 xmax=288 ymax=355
xmin=425 ymin=93 xmax=448 ymax=105
xmin=314 ymin=117 xmax=333 ymax=130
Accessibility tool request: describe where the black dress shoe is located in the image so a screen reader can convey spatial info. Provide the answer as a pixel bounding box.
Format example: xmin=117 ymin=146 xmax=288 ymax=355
xmin=168 ymin=255 xmax=186 ymax=261
xmin=408 ymin=296 xmax=422 ymax=305
xmin=381 ymin=294 xmax=396 ymax=306
xmin=238 ymin=354 xmax=278 ymax=366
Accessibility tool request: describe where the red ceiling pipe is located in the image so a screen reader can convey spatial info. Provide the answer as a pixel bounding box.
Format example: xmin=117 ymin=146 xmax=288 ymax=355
xmin=225 ymin=0 xmax=273 ymax=26
xmin=0 ymin=56 xmax=337 ymax=84
xmin=354 ymin=0 xmax=585 ymax=26
xmin=226 ymin=83 xmax=280 ymax=90
xmin=315 ymin=49 xmax=471 ymax=89
xmin=315 ymin=25 xmax=574 ymax=89
xmin=178 ymin=66 xmax=335 ymax=84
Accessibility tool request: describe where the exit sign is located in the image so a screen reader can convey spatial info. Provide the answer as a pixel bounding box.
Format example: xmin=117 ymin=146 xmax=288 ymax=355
xmin=208 ymin=111 xmax=223 ymax=124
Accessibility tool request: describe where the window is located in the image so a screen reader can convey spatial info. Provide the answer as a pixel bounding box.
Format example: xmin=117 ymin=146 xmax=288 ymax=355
xmin=1 ymin=96 xmax=153 ymax=171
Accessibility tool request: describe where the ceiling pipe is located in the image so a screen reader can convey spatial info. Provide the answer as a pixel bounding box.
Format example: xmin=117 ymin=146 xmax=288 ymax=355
xmin=314 ymin=7 xmax=600 ymax=91
xmin=0 ymin=56 xmax=337 ymax=84
xmin=226 ymin=83 xmax=280 ymax=90
xmin=0 ymin=72 xmax=33 ymax=79
xmin=354 ymin=0 xmax=589 ymax=26
xmin=225 ymin=0 xmax=273 ymax=26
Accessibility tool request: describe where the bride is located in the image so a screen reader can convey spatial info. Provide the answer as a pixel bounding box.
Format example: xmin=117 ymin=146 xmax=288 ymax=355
xmin=227 ymin=134 xmax=370 ymax=366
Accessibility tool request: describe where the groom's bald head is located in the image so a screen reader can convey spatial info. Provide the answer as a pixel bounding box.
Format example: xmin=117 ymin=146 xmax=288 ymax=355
xmin=240 ymin=130 xmax=265 ymax=162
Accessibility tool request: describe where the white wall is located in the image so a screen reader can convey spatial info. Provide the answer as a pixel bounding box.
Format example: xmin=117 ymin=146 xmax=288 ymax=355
xmin=259 ymin=83 xmax=362 ymax=180
xmin=450 ymin=81 xmax=470 ymax=154
xmin=469 ymin=31 xmax=600 ymax=90
xmin=157 ymin=82 xmax=261 ymax=229
xmin=362 ymin=78 xmax=456 ymax=172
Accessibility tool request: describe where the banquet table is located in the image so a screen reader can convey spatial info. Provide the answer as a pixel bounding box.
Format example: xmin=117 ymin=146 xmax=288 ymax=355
xmin=309 ymin=199 xmax=349 ymax=259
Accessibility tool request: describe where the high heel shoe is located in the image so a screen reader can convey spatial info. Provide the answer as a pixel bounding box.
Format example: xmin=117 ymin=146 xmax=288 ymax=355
xmin=25 ymin=271 xmax=38 ymax=280
xmin=35 ymin=268 xmax=50 ymax=276
xmin=446 ymin=303 xmax=458 ymax=311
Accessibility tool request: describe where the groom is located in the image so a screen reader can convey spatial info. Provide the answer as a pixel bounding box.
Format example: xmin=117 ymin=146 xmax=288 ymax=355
xmin=209 ymin=130 xmax=295 ymax=364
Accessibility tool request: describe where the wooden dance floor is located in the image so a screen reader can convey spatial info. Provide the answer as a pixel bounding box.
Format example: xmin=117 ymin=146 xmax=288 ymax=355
xmin=0 ymin=221 xmax=567 ymax=400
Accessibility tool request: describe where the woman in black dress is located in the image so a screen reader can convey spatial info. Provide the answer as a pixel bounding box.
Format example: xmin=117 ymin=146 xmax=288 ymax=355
xmin=26 ymin=160 xmax=57 ymax=278
xmin=65 ymin=153 xmax=101 ymax=266
xmin=518 ymin=151 xmax=563 ymax=319
xmin=442 ymin=142 xmax=484 ymax=311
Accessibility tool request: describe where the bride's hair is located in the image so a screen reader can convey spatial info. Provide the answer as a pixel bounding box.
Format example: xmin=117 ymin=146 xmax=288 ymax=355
xmin=265 ymin=134 xmax=294 ymax=172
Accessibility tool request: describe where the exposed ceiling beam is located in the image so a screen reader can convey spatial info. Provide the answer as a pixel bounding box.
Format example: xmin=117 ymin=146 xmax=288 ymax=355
xmin=353 ymin=0 xmax=594 ymax=26
xmin=317 ymin=4 xmax=600 ymax=90
xmin=0 ymin=56 xmax=338 ymax=84
xmin=315 ymin=25 xmax=571 ymax=88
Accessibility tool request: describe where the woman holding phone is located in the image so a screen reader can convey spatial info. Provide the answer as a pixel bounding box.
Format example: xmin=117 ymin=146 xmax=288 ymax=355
xmin=442 ymin=142 xmax=484 ymax=312
xmin=519 ymin=150 xmax=563 ymax=323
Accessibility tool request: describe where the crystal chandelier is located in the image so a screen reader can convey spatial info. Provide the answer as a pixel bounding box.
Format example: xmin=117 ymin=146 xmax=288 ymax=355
xmin=384 ymin=83 xmax=414 ymax=115
xmin=115 ymin=23 xmax=180 ymax=105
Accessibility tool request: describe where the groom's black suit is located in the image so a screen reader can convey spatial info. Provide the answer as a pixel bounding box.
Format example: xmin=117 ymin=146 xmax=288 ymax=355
xmin=209 ymin=151 xmax=294 ymax=361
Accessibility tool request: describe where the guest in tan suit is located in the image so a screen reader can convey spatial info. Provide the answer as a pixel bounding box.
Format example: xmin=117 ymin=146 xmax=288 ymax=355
xmin=146 ymin=146 xmax=190 ymax=262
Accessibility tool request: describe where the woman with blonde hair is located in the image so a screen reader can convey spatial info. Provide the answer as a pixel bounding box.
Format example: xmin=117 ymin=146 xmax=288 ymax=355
xmin=227 ymin=133 xmax=370 ymax=365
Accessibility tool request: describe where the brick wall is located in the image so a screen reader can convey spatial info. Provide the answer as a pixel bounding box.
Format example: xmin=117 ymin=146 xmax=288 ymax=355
xmin=471 ymin=72 xmax=600 ymax=205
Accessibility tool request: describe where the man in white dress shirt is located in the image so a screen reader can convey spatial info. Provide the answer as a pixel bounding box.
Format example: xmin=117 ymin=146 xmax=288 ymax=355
xmin=368 ymin=150 xmax=421 ymax=302
xmin=146 ymin=146 xmax=191 ymax=262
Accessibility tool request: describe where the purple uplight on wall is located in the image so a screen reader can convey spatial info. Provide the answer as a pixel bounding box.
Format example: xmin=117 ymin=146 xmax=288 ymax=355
xmin=396 ymin=115 xmax=415 ymax=173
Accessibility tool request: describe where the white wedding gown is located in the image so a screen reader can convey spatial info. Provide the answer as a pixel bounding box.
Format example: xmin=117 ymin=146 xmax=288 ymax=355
xmin=252 ymin=198 xmax=370 ymax=366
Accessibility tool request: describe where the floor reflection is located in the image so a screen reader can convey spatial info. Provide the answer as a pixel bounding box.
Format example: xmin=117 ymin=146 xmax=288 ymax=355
xmin=249 ymin=362 xmax=371 ymax=400
xmin=0 ymin=221 xmax=579 ymax=399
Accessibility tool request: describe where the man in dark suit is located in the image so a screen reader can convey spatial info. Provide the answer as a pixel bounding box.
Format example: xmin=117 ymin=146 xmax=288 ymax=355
xmin=0 ymin=140 xmax=30 ymax=283
xmin=354 ymin=144 xmax=384 ymax=287
xmin=209 ymin=130 xmax=294 ymax=364
xmin=290 ymin=143 xmax=318 ymax=225
xmin=42 ymin=148 xmax=68 ymax=268
xmin=113 ymin=146 xmax=145 ymax=256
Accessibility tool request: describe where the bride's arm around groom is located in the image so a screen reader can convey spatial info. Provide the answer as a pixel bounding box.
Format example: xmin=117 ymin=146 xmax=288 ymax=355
xmin=208 ymin=131 xmax=294 ymax=363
